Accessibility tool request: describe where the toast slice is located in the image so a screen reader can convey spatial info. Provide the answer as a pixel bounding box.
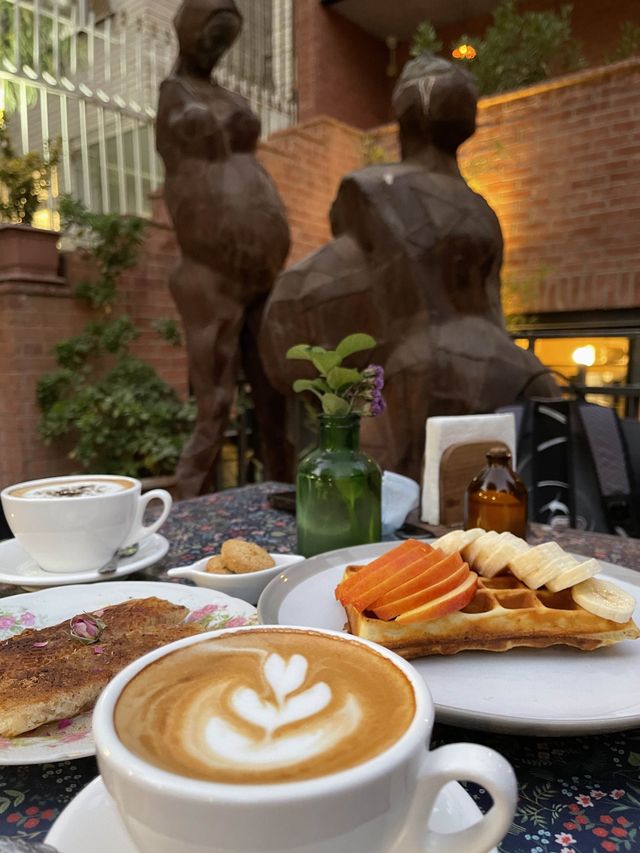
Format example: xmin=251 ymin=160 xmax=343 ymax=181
xmin=0 ymin=597 xmax=204 ymax=737
xmin=343 ymin=567 xmax=640 ymax=658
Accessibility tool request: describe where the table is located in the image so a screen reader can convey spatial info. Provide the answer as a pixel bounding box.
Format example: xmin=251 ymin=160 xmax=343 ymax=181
xmin=1 ymin=482 xmax=639 ymax=853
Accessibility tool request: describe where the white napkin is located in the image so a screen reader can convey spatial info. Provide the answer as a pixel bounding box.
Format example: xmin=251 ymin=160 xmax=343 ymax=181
xmin=421 ymin=413 xmax=517 ymax=524
xmin=382 ymin=471 xmax=420 ymax=535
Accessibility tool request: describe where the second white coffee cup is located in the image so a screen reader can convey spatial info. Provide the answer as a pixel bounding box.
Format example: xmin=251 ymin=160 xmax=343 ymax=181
xmin=1 ymin=474 xmax=172 ymax=573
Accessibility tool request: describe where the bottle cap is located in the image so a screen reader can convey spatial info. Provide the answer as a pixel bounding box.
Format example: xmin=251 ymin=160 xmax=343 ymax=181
xmin=486 ymin=446 xmax=512 ymax=462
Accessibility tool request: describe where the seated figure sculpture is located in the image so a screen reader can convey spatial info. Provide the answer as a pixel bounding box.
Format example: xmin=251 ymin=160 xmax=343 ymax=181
xmin=259 ymin=52 xmax=557 ymax=482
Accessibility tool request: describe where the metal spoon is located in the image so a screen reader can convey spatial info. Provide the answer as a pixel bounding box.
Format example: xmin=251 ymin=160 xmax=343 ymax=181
xmin=98 ymin=543 xmax=139 ymax=575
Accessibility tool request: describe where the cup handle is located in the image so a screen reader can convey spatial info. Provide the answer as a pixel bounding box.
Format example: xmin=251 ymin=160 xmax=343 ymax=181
xmin=121 ymin=489 xmax=172 ymax=549
xmin=400 ymin=742 xmax=517 ymax=853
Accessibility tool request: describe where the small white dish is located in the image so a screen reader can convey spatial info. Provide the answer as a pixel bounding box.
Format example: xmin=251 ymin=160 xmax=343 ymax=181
xmin=46 ymin=775 xmax=495 ymax=853
xmin=0 ymin=533 xmax=169 ymax=588
xmin=168 ymin=552 xmax=304 ymax=605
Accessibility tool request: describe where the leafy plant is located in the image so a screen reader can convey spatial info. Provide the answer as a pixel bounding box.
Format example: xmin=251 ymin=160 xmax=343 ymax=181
xmin=606 ymin=21 xmax=640 ymax=62
xmin=286 ymin=333 xmax=385 ymax=417
xmin=410 ymin=22 xmax=443 ymax=57
xmin=37 ymin=197 xmax=195 ymax=477
xmin=0 ymin=116 xmax=59 ymax=224
xmin=361 ymin=133 xmax=387 ymax=166
xmin=410 ymin=0 xmax=585 ymax=97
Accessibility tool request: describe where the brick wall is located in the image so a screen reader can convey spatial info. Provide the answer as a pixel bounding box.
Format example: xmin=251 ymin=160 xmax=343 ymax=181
xmin=294 ymin=0 xmax=396 ymax=129
xmin=0 ymin=215 xmax=186 ymax=487
xmin=258 ymin=117 xmax=365 ymax=263
xmin=461 ymin=60 xmax=640 ymax=314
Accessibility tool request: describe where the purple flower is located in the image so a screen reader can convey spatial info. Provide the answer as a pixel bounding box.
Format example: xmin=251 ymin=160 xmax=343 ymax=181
xmin=0 ymin=616 xmax=15 ymax=630
xmin=20 ymin=612 xmax=36 ymax=626
xmin=358 ymin=365 xmax=385 ymax=417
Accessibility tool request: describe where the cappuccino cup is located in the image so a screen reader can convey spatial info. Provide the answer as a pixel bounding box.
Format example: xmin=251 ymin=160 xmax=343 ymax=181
xmin=94 ymin=626 xmax=517 ymax=853
xmin=1 ymin=475 xmax=172 ymax=573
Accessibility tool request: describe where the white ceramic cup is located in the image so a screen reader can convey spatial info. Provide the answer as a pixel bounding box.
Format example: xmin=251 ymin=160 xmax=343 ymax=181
xmin=0 ymin=474 xmax=172 ymax=573
xmin=93 ymin=626 xmax=517 ymax=853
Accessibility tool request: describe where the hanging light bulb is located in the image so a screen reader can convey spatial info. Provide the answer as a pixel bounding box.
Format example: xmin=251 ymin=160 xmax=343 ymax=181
xmin=452 ymin=43 xmax=477 ymax=60
xmin=572 ymin=344 xmax=596 ymax=367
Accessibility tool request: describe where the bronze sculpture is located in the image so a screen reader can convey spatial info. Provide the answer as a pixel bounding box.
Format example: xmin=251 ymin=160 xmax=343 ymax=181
xmin=260 ymin=53 xmax=556 ymax=483
xmin=156 ymin=0 xmax=291 ymax=498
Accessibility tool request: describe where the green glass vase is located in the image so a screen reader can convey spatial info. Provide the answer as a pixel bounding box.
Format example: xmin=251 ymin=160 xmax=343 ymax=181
xmin=296 ymin=414 xmax=382 ymax=558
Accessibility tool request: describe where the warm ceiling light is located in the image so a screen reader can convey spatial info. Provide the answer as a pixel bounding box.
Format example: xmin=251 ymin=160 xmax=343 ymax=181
xmin=452 ymin=43 xmax=477 ymax=60
xmin=572 ymin=345 xmax=596 ymax=367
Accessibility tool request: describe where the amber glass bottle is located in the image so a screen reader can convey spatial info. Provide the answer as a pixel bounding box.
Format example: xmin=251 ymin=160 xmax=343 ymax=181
xmin=464 ymin=447 xmax=528 ymax=537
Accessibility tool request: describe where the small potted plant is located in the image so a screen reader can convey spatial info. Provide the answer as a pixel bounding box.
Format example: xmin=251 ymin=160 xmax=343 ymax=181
xmin=286 ymin=333 xmax=386 ymax=557
xmin=0 ymin=116 xmax=60 ymax=283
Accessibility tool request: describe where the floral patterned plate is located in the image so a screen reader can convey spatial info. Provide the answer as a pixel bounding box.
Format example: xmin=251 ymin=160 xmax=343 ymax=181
xmin=0 ymin=580 xmax=257 ymax=765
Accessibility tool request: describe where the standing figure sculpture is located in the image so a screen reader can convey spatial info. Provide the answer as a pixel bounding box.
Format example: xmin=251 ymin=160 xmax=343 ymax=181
xmin=260 ymin=52 xmax=556 ymax=483
xmin=157 ymin=0 xmax=291 ymax=498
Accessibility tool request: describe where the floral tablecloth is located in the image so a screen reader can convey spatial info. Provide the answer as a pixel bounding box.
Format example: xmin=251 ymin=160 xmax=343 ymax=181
xmin=1 ymin=482 xmax=640 ymax=853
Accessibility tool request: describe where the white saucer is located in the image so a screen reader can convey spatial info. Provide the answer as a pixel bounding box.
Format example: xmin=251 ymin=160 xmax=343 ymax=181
xmin=0 ymin=533 xmax=169 ymax=587
xmin=46 ymin=776 xmax=494 ymax=853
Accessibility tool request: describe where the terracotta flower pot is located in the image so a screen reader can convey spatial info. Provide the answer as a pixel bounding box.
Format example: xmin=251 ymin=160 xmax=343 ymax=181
xmin=0 ymin=223 xmax=61 ymax=285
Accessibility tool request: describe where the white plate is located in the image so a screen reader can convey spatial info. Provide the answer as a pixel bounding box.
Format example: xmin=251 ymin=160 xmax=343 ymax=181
xmin=167 ymin=552 xmax=304 ymax=604
xmin=45 ymin=775 xmax=494 ymax=853
xmin=0 ymin=533 xmax=169 ymax=587
xmin=258 ymin=541 xmax=640 ymax=735
xmin=0 ymin=581 xmax=256 ymax=764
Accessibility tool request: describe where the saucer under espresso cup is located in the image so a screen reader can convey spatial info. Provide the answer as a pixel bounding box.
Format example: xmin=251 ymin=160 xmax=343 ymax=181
xmin=93 ymin=625 xmax=517 ymax=853
xmin=1 ymin=475 xmax=172 ymax=573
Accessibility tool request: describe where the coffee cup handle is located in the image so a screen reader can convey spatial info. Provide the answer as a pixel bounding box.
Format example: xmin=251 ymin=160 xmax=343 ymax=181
xmin=400 ymin=742 xmax=517 ymax=853
xmin=121 ymin=489 xmax=173 ymax=549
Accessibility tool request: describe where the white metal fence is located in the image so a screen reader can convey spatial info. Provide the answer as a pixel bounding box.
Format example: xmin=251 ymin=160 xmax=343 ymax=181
xmin=0 ymin=0 xmax=296 ymax=222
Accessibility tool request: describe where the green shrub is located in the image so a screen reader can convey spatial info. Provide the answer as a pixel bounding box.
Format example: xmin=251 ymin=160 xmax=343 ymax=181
xmin=410 ymin=0 xmax=585 ymax=97
xmin=36 ymin=197 xmax=195 ymax=477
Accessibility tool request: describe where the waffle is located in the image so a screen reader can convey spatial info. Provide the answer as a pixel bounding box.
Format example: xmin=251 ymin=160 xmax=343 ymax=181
xmin=343 ymin=569 xmax=640 ymax=658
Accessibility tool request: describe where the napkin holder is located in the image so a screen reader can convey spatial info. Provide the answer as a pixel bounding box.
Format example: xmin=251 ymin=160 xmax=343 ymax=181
xmin=421 ymin=413 xmax=517 ymax=525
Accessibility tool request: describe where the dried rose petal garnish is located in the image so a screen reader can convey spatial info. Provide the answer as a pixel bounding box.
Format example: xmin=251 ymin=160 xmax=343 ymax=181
xmin=93 ymin=645 xmax=105 ymax=655
xmin=32 ymin=641 xmax=49 ymax=648
xmin=69 ymin=613 xmax=106 ymax=645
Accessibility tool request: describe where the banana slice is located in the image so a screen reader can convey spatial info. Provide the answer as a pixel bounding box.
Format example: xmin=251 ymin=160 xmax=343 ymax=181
xmin=571 ymin=577 xmax=636 ymax=623
xmin=475 ymin=533 xmax=529 ymax=578
xmin=546 ymin=557 xmax=601 ymax=592
xmin=523 ymin=551 xmax=578 ymax=590
xmin=523 ymin=558 xmax=566 ymax=590
xmin=463 ymin=530 xmax=500 ymax=568
xmin=433 ymin=528 xmax=484 ymax=556
xmin=509 ymin=541 xmax=564 ymax=581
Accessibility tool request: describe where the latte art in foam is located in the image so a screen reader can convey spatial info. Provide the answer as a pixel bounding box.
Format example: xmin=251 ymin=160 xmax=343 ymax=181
xmin=206 ymin=652 xmax=359 ymax=768
xmin=115 ymin=629 xmax=415 ymax=784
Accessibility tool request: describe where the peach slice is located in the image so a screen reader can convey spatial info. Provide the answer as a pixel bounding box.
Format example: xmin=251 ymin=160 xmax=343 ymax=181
xmin=335 ymin=540 xmax=433 ymax=605
xmin=348 ymin=549 xmax=447 ymax=612
xmin=394 ymin=572 xmax=479 ymax=624
xmin=373 ymin=563 xmax=470 ymax=620
xmin=367 ymin=552 xmax=464 ymax=609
